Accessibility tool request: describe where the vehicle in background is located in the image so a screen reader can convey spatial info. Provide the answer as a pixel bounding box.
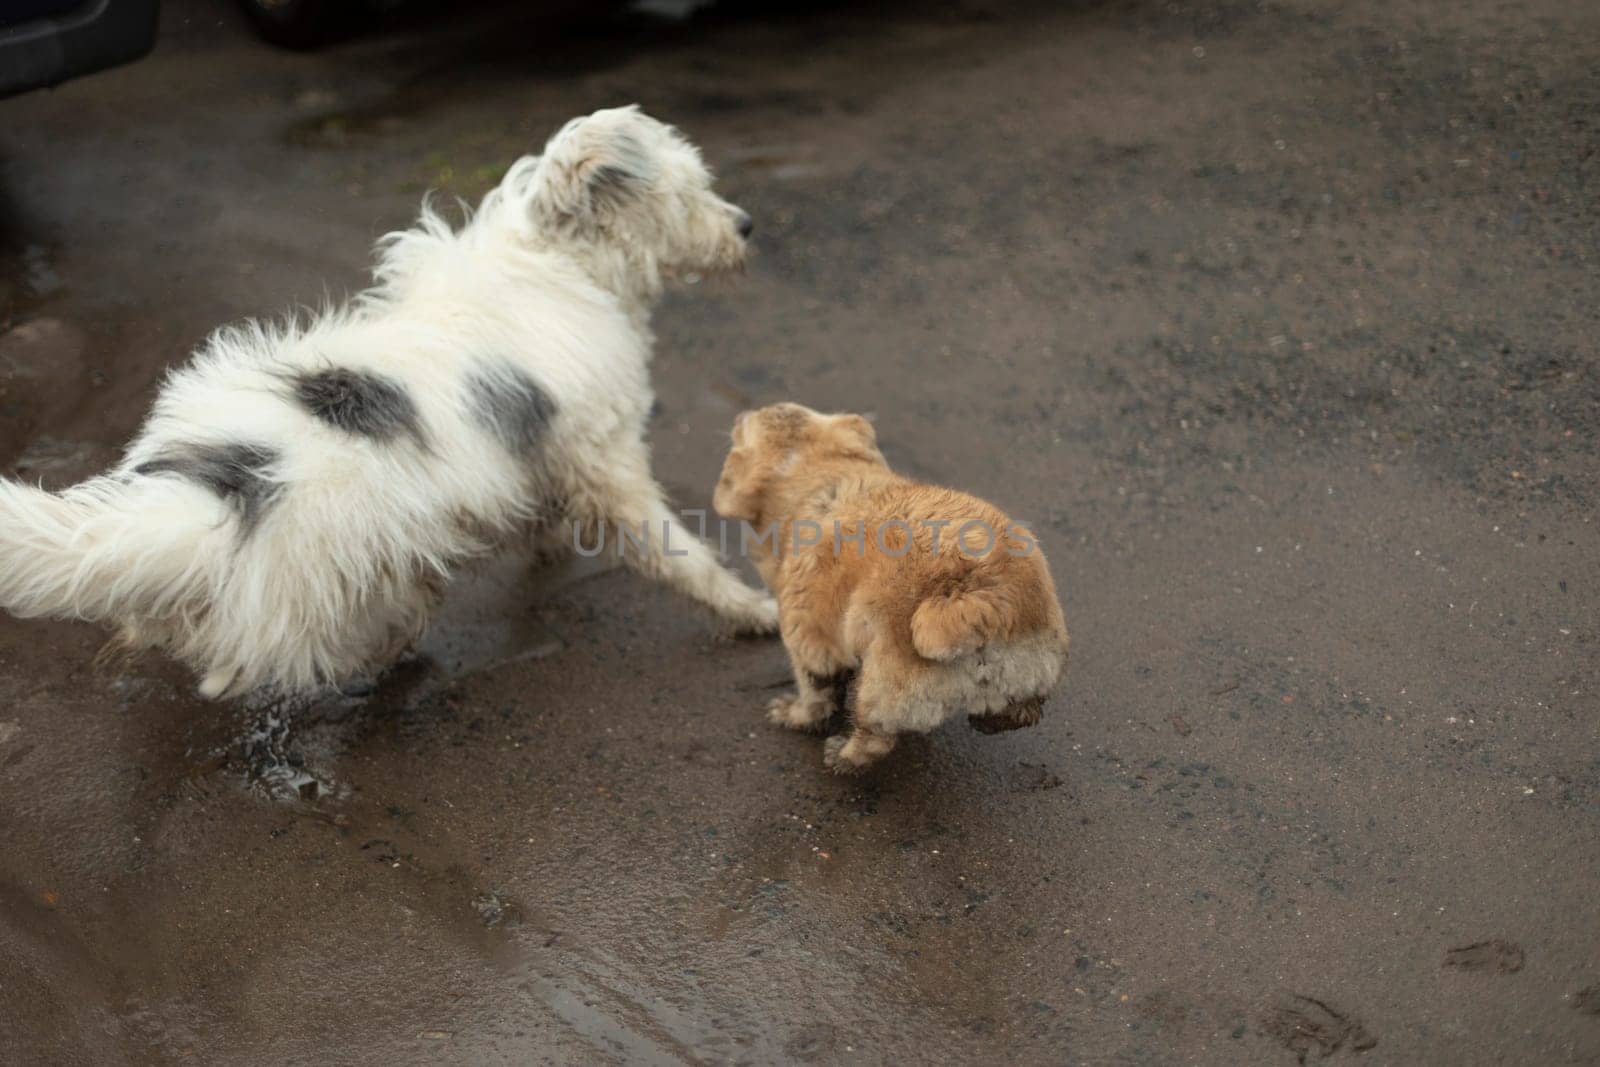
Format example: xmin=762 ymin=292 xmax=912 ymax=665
xmin=237 ymin=0 xmax=344 ymax=48
xmin=0 ymin=0 xmax=159 ymax=99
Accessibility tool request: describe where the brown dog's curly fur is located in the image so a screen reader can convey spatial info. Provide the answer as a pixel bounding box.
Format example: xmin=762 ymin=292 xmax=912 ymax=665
xmin=714 ymin=403 xmax=1069 ymax=772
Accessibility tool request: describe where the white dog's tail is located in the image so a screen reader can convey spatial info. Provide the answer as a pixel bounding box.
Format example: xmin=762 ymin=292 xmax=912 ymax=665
xmin=0 ymin=476 xmax=217 ymax=624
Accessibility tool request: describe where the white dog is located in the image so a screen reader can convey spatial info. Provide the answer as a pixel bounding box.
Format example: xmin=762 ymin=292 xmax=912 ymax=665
xmin=0 ymin=105 xmax=777 ymax=698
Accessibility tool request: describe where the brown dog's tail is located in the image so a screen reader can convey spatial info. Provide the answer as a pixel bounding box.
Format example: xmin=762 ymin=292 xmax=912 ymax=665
xmin=910 ymin=587 xmax=1014 ymax=661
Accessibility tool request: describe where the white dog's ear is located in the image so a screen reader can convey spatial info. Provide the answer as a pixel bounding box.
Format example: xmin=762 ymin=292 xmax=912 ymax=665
xmin=536 ymin=107 xmax=659 ymax=226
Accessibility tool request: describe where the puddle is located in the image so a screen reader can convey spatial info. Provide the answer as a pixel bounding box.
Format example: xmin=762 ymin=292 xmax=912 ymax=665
xmin=470 ymin=890 xmax=524 ymax=929
xmin=399 ymin=549 xmax=601 ymax=706
xmin=235 ymin=706 xmax=340 ymax=803
xmin=211 ymin=549 xmax=603 ymax=802
xmin=499 ymin=944 xmax=791 ymax=1065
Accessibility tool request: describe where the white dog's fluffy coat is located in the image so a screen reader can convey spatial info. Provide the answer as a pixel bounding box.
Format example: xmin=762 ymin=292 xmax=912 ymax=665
xmin=0 ymin=106 xmax=776 ymax=697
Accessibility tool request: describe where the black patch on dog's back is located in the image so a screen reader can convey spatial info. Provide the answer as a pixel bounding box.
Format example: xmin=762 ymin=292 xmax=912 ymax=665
xmin=135 ymin=441 xmax=281 ymax=534
xmin=467 ymin=360 xmax=557 ymax=456
xmin=292 ymin=367 xmax=423 ymax=445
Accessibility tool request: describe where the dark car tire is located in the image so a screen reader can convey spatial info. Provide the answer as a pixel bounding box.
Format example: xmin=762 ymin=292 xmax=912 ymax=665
xmin=237 ymin=0 xmax=344 ymax=49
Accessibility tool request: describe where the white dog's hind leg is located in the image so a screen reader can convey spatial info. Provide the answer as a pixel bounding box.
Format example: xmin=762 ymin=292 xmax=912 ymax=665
xmin=588 ymin=461 xmax=777 ymax=635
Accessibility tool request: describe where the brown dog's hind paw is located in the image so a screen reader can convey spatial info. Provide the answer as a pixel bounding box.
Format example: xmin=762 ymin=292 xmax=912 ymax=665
xmin=969 ymin=695 xmax=1045 ymax=734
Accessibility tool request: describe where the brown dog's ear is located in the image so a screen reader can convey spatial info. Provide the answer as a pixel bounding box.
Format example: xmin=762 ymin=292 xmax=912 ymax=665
xmin=713 ymin=448 xmax=765 ymax=523
xmin=830 ymin=413 xmax=883 ymax=461
xmin=834 ymin=413 xmax=875 ymax=444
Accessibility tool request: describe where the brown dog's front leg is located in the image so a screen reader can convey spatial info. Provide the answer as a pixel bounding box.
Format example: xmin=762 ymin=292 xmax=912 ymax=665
xmin=822 ymin=725 xmax=897 ymax=774
xmin=768 ymin=667 xmax=840 ymax=732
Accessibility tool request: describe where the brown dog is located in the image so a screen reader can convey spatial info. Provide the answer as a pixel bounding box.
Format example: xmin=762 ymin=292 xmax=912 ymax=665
xmin=713 ymin=403 xmax=1069 ymax=772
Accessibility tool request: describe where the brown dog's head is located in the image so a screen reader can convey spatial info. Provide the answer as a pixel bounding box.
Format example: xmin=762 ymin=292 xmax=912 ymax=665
xmin=713 ymin=402 xmax=883 ymax=524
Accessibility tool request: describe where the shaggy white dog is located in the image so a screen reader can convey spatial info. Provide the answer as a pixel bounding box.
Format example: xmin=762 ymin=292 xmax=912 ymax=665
xmin=0 ymin=105 xmax=776 ymax=698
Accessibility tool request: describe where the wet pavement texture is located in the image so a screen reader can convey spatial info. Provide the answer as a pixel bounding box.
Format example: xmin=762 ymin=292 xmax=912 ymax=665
xmin=1 ymin=0 xmax=1598 ymax=1063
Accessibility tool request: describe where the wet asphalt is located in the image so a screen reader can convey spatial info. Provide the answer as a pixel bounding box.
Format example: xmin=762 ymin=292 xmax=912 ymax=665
xmin=0 ymin=0 xmax=1597 ymax=1063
